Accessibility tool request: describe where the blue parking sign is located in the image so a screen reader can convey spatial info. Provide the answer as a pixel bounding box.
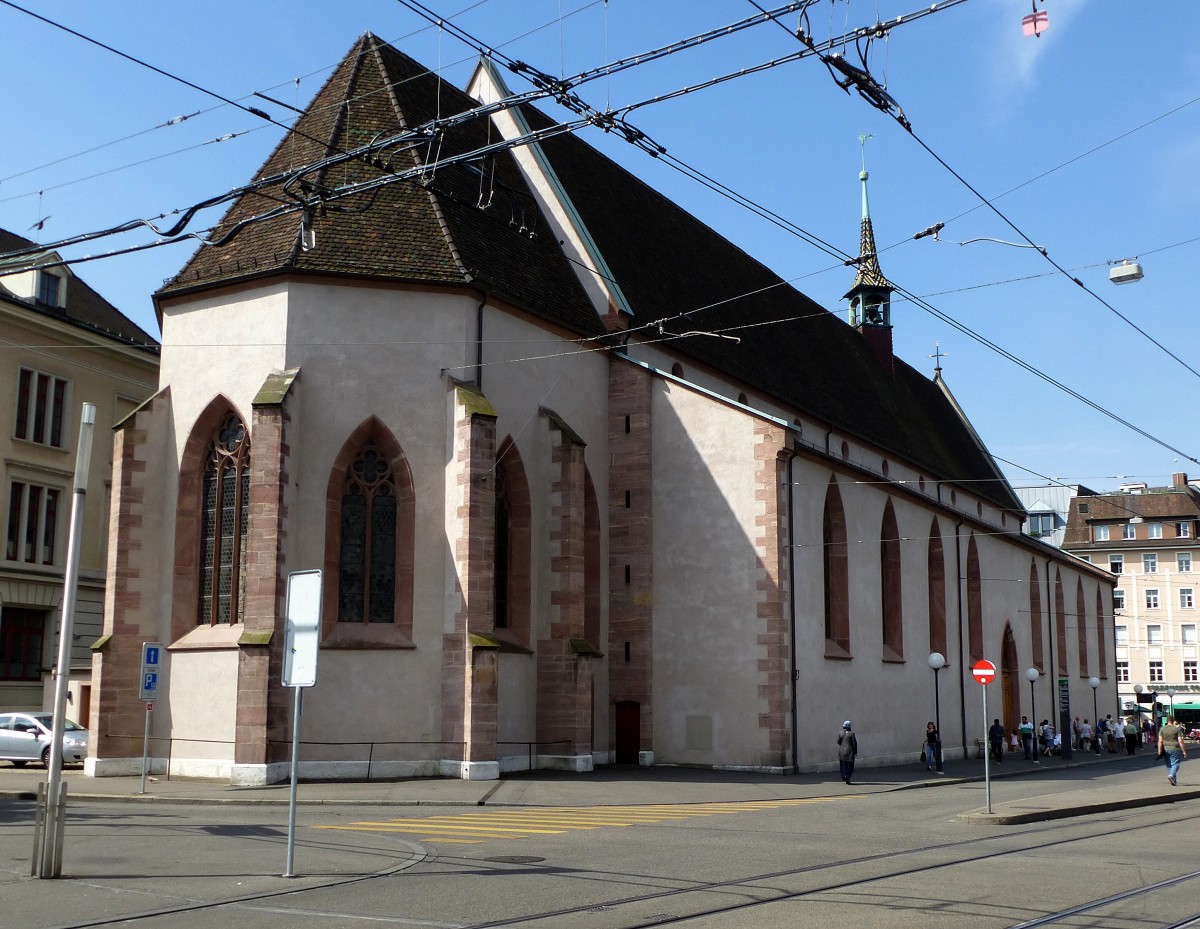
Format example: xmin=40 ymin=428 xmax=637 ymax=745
xmin=139 ymin=642 xmax=164 ymax=700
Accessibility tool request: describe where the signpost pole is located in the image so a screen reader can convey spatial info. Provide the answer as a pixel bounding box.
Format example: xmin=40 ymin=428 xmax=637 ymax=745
xmin=281 ymin=569 xmax=321 ymax=879
xmin=982 ymin=681 xmax=992 ymax=814
xmin=140 ymin=704 xmax=152 ymax=795
xmin=284 ymin=686 xmax=302 ymax=878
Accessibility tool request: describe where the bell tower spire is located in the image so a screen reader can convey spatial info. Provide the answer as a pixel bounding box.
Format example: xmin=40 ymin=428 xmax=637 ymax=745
xmin=844 ymin=134 xmax=895 ymax=367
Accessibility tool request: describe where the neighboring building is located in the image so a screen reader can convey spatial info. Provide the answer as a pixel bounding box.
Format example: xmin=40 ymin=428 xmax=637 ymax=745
xmin=88 ymin=35 xmax=1113 ymax=784
xmin=0 ymin=229 xmax=159 ymax=716
xmin=1063 ymin=474 xmax=1200 ymax=723
xmin=1014 ymin=483 xmax=1097 ymax=548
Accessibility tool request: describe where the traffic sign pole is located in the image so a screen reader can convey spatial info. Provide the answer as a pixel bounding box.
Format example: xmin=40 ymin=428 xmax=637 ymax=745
xmin=972 ymin=659 xmax=997 ymax=814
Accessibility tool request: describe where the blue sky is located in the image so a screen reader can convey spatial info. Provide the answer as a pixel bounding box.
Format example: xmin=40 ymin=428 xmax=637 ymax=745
xmin=2 ymin=0 xmax=1197 ymax=494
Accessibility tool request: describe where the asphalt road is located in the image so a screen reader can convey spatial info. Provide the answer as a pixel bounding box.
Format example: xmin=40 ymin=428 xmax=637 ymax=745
xmin=2 ymin=768 xmax=1199 ymax=929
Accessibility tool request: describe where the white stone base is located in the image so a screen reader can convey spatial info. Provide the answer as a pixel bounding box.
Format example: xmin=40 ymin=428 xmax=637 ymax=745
xmin=638 ymin=750 xmax=655 ymax=766
xmin=440 ymin=759 xmax=500 ymax=780
xmin=230 ymin=762 xmax=290 ymax=786
xmin=714 ymin=763 xmax=789 ymax=776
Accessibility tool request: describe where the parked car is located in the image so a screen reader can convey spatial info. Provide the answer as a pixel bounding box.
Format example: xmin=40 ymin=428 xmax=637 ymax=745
xmin=0 ymin=712 xmax=89 ymax=767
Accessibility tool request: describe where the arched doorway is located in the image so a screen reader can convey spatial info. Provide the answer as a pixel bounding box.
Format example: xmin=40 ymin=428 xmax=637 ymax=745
xmin=1001 ymin=624 xmax=1019 ymax=750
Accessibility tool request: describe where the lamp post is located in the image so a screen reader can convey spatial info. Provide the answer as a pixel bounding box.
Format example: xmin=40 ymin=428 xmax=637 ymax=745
xmin=1089 ymin=677 xmax=1101 ymax=754
xmin=928 ymin=652 xmax=946 ymax=773
xmin=1026 ymin=667 xmax=1040 ymax=763
xmin=1167 ymin=687 xmax=1177 ymax=721
xmin=1134 ymin=684 xmax=1144 ymax=750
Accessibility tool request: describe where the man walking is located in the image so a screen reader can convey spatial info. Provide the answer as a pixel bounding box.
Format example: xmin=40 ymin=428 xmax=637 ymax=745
xmin=988 ymin=719 xmax=1006 ymax=763
xmin=1018 ymin=716 xmax=1035 ymax=760
xmin=1112 ymin=714 xmax=1126 ymax=754
xmin=1159 ymin=716 xmax=1188 ymax=786
xmin=837 ymin=720 xmax=858 ymax=785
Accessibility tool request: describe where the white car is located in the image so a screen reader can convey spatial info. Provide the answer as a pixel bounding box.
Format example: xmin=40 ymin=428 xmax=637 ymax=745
xmin=0 ymin=712 xmax=89 ymax=767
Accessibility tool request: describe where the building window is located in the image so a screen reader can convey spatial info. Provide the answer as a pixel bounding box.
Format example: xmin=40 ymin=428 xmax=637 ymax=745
xmin=1183 ymin=624 xmax=1198 ymax=645
xmin=5 ymin=481 xmax=60 ymax=565
xmin=0 ymin=607 xmax=45 ymax=680
xmin=1113 ymin=590 xmax=1125 ymax=611
xmin=1149 ymin=660 xmax=1164 ymax=683
xmin=14 ymin=367 xmax=69 ymax=448
xmin=1143 ymin=553 xmax=1158 ymax=574
xmin=1115 ymin=624 xmax=1128 ymax=645
xmin=823 ymin=478 xmax=850 ymax=657
xmin=1147 ymin=624 xmax=1163 ymax=644
xmin=880 ymin=501 xmax=903 ymax=660
xmin=1146 ymin=590 xmax=1160 ymax=610
xmin=1028 ymin=513 xmax=1055 ymax=536
xmin=37 ymin=270 xmax=62 ymax=306
xmin=1109 ymin=554 xmax=1123 ymax=575
xmin=1178 ymin=522 xmax=1193 ymax=539
xmin=1185 ymin=661 xmax=1199 ymax=684
xmin=198 ymin=415 xmax=250 ymax=625
xmin=1117 ymin=661 xmax=1130 ymax=683
xmin=1095 ymin=525 xmax=1110 ymax=542
xmin=1123 ymin=523 xmax=1137 ymax=540
xmin=1148 ymin=522 xmax=1163 ymax=539
xmin=1182 ymin=590 xmax=1195 ymax=610
xmin=1179 ymin=552 xmax=1193 ymax=573
xmin=338 ymin=445 xmax=397 ymax=624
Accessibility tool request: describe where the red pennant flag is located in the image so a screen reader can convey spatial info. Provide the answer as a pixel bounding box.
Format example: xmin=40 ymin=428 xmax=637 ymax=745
xmin=1022 ymin=10 xmax=1049 ymax=36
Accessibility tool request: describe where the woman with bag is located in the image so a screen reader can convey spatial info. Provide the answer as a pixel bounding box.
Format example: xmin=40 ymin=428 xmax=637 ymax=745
xmin=923 ymin=721 xmax=939 ymax=770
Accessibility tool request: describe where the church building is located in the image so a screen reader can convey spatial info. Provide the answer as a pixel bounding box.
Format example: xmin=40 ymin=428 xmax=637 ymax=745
xmin=88 ymin=34 xmax=1113 ymax=783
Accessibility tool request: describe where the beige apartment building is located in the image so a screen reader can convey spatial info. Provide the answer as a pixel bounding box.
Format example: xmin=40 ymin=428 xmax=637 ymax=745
xmin=0 ymin=228 xmax=158 ymax=716
xmin=1063 ymin=474 xmax=1200 ymax=725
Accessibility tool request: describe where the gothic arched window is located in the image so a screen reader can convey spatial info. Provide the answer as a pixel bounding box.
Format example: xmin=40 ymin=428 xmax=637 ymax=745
xmin=339 ymin=444 xmax=397 ymax=624
xmin=198 ymin=414 xmax=249 ymax=625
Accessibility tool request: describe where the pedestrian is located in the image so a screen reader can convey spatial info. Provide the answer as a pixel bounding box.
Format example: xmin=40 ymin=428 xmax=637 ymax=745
xmin=837 ymin=720 xmax=858 ymax=785
xmin=1040 ymin=719 xmax=1054 ymax=756
xmin=988 ymin=718 xmax=1006 ymax=763
xmin=1094 ymin=716 xmax=1106 ymax=755
xmin=1124 ymin=717 xmax=1138 ymax=756
xmin=1072 ymin=716 xmax=1082 ymax=750
xmin=924 ymin=721 xmax=939 ymax=770
xmin=1112 ymin=714 xmax=1126 ymax=754
xmin=1018 ymin=715 xmax=1035 ymax=760
xmin=1158 ymin=715 xmax=1188 ymax=786
xmin=1105 ymin=715 xmax=1119 ymax=753
xmin=1079 ymin=718 xmax=1092 ymax=753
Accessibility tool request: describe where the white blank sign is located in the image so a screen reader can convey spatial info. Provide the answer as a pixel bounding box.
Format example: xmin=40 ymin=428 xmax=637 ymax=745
xmin=283 ymin=570 xmax=322 ymax=687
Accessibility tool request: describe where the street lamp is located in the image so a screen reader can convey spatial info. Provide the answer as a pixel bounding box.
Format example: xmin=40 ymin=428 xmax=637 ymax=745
xmin=1089 ymin=677 xmax=1101 ymax=755
xmin=1134 ymin=684 xmax=1144 ymax=750
xmin=1168 ymin=687 xmax=1177 ymax=720
xmin=928 ymin=652 xmax=946 ymax=773
xmin=1026 ymin=667 xmax=1040 ymax=762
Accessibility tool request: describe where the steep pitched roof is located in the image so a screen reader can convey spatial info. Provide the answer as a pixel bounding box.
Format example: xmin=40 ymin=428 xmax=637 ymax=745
xmin=161 ymin=35 xmax=602 ymax=339
xmin=0 ymin=228 xmax=159 ymax=350
xmin=517 ymin=105 xmax=1020 ymax=511
xmin=1062 ymin=488 xmax=1200 ymax=547
xmin=159 ymin=35 xmax=1018 ymax=512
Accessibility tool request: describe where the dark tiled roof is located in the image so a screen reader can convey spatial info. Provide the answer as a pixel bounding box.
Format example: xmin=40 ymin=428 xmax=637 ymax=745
xmin=849 ymin=216 xmax=890 ymax=292
xmin=519 ymin=105 xmax=1019 ymax=511
xmin=161 ymin=35 xmax=603 ymax=339
xmin=158 ymin=35 xmax=1017 ymax=511
xmin=0 ymin=229 xmax=159 ymax=350
xmin=1062 ymin=489 xmax=1200 ymax=547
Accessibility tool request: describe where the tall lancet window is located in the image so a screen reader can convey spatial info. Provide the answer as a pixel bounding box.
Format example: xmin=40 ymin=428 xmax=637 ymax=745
xmin=198 ymin=415 xmax=250 ymax=625
xmin=339 ymin=444 xmax=397 ymax=624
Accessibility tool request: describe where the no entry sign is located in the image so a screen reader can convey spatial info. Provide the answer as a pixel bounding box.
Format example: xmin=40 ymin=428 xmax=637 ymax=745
xmin=972 ymin=659 xmax=997 ymax=685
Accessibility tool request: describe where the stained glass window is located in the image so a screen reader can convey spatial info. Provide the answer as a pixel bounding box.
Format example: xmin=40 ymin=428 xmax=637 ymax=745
xmin=198 ymin=415 xmax=249 ymax=625
xmin=339 ymin=445 xmax=396 ymax=623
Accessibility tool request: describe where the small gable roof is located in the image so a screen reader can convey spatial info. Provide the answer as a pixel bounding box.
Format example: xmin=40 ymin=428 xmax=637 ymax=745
xmin=0 ymin=228 xmax=159 ymax=350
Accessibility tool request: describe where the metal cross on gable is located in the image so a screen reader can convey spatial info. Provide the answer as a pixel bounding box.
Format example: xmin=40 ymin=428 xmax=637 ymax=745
xmin=930 ymin=342 xmax=947 ymax=373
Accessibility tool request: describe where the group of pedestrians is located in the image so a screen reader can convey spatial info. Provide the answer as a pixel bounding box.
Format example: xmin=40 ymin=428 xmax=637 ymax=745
xmin=836 ymin=714 xmax=1191 ymax=787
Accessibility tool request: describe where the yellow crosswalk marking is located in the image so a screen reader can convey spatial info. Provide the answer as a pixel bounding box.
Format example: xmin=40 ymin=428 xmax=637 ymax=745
xmin=316 ymin=796 xmax=851 ymax=846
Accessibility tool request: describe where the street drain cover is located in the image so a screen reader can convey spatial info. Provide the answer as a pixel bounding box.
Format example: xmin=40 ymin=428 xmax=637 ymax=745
xmin=486 ymin=855 xmax=545 ymax=864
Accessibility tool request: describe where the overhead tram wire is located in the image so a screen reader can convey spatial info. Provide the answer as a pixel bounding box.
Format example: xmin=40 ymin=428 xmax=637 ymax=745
xmin=0 ymin=1 xmax=880 ymax=265
xmin=3 ymin=5 xmax=1194 ymax=464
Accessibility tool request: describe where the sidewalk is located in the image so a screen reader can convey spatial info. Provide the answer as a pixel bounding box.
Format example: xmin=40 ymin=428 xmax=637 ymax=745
xmin=1 ymin=745 xmax=1194 ymax=823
